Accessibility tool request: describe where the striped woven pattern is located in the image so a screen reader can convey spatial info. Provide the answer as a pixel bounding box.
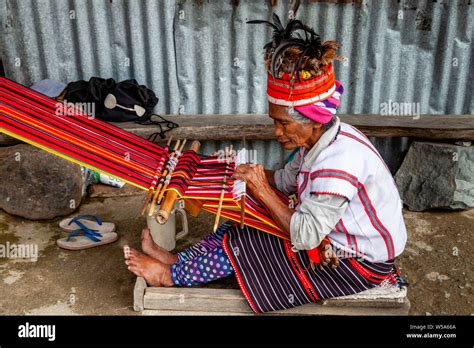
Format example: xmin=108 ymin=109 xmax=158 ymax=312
xmin=0 ymin=77 xmax=166 ymax=190
xmin=223 ymin=224 xmax=396 ymax=313
xmin=267 ymin=64 xmax=336 ymax=107
xmin=0 ymin=77 xmax=289 ymax=238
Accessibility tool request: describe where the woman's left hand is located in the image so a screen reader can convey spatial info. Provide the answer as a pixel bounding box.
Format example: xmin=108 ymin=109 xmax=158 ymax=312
xmin=232 ymin=163 xmax=270 ymax=198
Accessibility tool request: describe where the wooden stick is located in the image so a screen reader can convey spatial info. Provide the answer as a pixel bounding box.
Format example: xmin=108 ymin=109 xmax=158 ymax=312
xmin=140 ymin=137 xmax=172 ymax=215
xmin=157 ymin=139 xmax=187 ymax=204
xmin=240 ymin=136 xmax=246 ymax=228
xmin=152 ymin=139 xmax=183 ymax=204
xmin=148 ymin=140 xmax=180 ymax=216
xmin=213 ymin=185 xmax=226 ymax=232
xmin=214 ymin=146 xmax=229 ymax=232
xmin=240 ymin=195 xmax=246 ymax=229
xmin=157 ymin=140 xmax=201 ymax=224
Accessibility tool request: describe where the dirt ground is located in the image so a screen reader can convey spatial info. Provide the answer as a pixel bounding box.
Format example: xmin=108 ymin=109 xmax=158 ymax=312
xmin=397 ymin=209 xmax=473 ymax=315
xmin=0 ymin=188 xmax=472 ymax=315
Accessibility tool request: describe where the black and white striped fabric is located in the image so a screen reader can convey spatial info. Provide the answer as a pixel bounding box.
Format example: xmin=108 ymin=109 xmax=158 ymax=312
xmin=222 ymin=223 xmax=395 ymax=313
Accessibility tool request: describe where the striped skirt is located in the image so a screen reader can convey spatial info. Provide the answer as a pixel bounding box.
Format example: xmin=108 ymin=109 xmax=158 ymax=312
xmin=222 ymin=223 xmax=396 ymax=313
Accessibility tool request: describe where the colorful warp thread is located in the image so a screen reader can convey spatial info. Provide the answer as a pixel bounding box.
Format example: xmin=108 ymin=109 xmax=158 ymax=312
xmin=0 ymin=77 xmax=289 ymax=239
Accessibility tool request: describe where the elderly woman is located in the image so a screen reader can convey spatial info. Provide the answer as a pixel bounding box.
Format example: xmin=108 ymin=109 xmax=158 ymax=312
xmin=124 ymin=15 xmax=407 ymax=313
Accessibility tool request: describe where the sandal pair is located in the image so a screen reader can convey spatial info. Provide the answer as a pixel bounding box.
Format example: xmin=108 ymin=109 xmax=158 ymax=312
xmin=56 ymin=214 xmax=118 ymax=250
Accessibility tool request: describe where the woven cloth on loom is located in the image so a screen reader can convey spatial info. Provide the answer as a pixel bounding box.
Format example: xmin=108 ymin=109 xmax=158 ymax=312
xmin=0 ymin=77 xmax=287 ymax=238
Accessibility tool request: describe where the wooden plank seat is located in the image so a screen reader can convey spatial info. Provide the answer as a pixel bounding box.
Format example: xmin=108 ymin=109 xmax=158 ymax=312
xmin=133 ymin=277 xmax=410 ymax=315
xmin=117 ymin=114 xmax=474 ymax=141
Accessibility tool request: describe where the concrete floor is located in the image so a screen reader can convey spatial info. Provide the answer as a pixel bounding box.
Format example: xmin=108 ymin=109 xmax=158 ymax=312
xmin=0 ymin=186 xmax=472 ymax=315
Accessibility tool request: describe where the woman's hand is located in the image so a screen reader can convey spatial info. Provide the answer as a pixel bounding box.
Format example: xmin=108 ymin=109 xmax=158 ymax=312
xmin=232 ymin=163 xmax=271 ymax=199
xmin=233 ymin=163 xmax=293 ymax=237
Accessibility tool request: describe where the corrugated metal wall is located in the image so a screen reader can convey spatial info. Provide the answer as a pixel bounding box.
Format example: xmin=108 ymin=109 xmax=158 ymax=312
xmin=0 ymin=0 xmax=472 ymax=170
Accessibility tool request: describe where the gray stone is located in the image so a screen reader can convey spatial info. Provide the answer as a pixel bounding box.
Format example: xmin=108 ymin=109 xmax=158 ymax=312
xmin=0 ymin=133 xmax=22 ymax=146
xmin=395 ymin=141 xmax=474 ymax=211
xmin=0 ymin=144 xmax=83 ymax=220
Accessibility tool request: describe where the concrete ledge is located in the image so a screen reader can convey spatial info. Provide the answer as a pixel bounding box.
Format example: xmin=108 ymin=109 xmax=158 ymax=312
xmin=134 ymin=277 xmax=410 ymax=315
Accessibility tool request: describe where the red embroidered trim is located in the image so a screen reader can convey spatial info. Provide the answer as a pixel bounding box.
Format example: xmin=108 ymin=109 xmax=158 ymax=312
xmin=311 ymin=191 xmax=348 ymax=198
xmin=283 ymin=241 xmax=320 ymax=301
xmin=222 ymin=232 xmax=260 ymax=314
xmin=339 ymin=130 xmax=390 ymax=172
xmin=311 ymin=168 xmax=395 ymax=260
xmin=310 ymin=168 xmax=358 ymax=182
xmin=338 ymin=219 xmax=359 ymax=254
xmin=357 ymin=185 xmax=395 ymax=260
xmin=349 ymin=124 xmax=371 ymax=142
xmin=347 ymin=258 xmax=390 ymax=284
xmin=297 ymin=172 xmax=310 ymax=201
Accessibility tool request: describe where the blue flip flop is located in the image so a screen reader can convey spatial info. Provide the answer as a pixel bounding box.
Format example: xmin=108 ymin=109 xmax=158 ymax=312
xmin=57 ymin=223 xmax=118 ymax=250
xmin=59 ymin=214 xmax=116 ymax=233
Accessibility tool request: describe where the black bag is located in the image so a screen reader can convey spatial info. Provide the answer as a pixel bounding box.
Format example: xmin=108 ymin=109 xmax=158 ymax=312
xmin=102 ymin=79 xmax=158 ymax=122
xmin=64 ymin=77 xmax=178 ymax=138
xmin=64 ymin=77 xmax=115 ymax=117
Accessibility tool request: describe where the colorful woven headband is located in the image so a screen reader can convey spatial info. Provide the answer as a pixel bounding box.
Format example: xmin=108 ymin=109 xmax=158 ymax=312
xmin=294 ymin=80 xmax=344 ymax=124
xmin=267 ymin=64 xmax=336 ymax=107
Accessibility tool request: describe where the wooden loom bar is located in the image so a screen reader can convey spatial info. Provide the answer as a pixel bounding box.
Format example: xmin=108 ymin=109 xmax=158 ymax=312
xmin=147 ymin=140 xmax=181 ymax=216
xmin=157 ymin=139 xmax=187 ymax=204
xmin=140 ymin=137 xmax=172 ymax=216
xmin=156 ymin=140 xmax=201 ymax=224
xmin=117 ymin=114 xmax=474 ymax=141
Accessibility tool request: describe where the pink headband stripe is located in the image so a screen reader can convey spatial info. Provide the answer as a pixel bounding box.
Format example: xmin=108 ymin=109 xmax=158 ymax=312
xmin=294 ymin=81 xmax=344 ymax=124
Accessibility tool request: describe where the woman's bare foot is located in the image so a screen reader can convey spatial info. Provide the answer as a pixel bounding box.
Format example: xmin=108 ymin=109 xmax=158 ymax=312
xmin=123 ymin=245 xmax=174 ymax=287
xmin=140 ymin=228 xmax=179 ymax=265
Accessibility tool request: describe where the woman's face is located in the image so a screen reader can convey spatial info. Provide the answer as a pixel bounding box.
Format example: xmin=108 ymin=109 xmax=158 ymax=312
xmin=268 ymin=102 xmax=323 ymax=150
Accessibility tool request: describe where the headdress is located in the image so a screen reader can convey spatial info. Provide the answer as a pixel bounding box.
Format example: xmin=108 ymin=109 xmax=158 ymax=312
xmin=248 ymin=11 xmax=344 ymax=124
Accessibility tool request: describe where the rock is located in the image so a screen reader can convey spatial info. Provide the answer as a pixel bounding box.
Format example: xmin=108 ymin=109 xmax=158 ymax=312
xmin=88 ymin=183 xmax=143 ymax=198
xmin=395 ymin=141 xmax=474 ymax=211
xmin=0 ymin=144 xmax=83 ymax=220
xmin=0 ymin=133 xmax=22 ymax=146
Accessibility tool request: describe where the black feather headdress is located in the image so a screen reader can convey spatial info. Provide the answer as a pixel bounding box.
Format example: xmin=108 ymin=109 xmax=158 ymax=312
xmin=248 ymin=13 xmax=341 ymax=82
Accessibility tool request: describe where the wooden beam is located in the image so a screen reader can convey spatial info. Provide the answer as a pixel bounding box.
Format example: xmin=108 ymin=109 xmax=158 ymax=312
xmin=133 ymin=277 xmax=147 ymax=311
xmin=136 ymin=285 xmax=410 ymax=315
xmin=142 ymin=304 xmax=411 ymax=316
xmin=116 ymin=114 xmax=474 ymax=141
